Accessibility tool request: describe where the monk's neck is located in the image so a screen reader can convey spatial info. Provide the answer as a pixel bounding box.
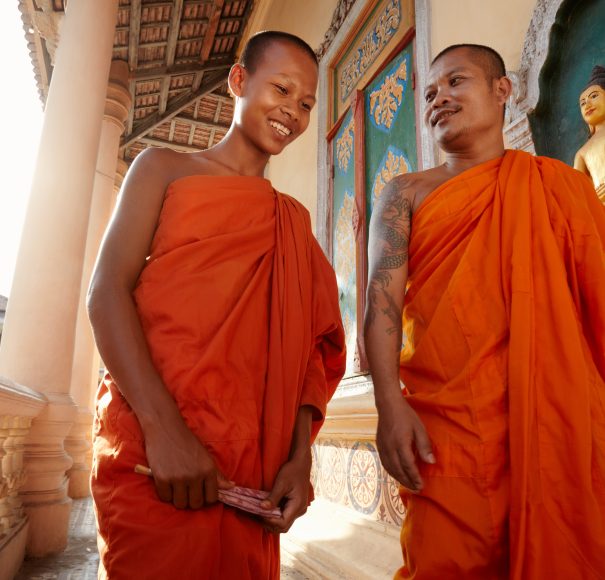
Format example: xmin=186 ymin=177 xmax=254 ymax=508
xmin=205 ymin=130 xmax=269 ymax=178
xmin=442 ymin=145 xmax=506 ymax=176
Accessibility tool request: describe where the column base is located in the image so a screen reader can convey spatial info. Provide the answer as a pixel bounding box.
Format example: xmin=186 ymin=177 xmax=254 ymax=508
xmin=65 ymin=407 xmax=93 ymax=499
xmin=0 ymin=517 xmax=28 ymax=580
xmin=23 ymin=496 xmax=72 ymax=557
xmin=68 ymin=469 xmax=91 ymax=499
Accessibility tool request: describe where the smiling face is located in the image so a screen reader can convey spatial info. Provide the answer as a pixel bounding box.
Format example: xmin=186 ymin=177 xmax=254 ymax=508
xmin=423 ymin=48 xmax=510 ymax=151
xmin=579 ymin=84 xmax=605 ymax=131
xmin=229 ymin=40 xmax=318 ymax=157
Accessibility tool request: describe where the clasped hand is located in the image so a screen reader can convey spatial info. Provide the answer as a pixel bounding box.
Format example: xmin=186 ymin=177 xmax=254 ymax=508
xmin=259 ymin=449 xmax=312 ymax=534
xmin=144 ymin=415 xmax=233 ymax=510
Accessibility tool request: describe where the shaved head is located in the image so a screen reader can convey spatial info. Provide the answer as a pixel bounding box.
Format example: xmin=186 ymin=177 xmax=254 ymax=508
xmin=239 ymin=31 xmax=318 ymax=75
xmin=432 ymin=44 xmax=506 ymax=82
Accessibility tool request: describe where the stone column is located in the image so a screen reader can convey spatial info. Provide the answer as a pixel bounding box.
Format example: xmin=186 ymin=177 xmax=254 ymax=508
xmin=66 ymin=61 xmax=131 ymax=499
xmin=0 ymin=0 xmax=119 ymax=556
xmin=114 ymin=158 xmax=129 ymax=198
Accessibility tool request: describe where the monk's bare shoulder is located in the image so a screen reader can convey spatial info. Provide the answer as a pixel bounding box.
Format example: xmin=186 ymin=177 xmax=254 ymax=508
xmin=123 ymin=147 xmax=185 ymax=201
xmin=125 ymin=147 xmax=226 ymax=200
xmin=382 ymin=166 xmax=450 ymax=214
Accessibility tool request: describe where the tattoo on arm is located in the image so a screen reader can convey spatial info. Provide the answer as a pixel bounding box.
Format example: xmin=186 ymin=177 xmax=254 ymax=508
xmin=366 ymin=186 xmax=412 ymax=334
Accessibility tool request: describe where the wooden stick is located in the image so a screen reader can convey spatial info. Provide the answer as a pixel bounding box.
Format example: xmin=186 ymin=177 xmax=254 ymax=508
xmin=134 ymin=464 xmax=153 ymax=476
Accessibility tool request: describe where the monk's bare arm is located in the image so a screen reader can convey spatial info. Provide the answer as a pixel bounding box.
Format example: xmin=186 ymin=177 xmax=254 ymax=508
xmin=88 ymin=148 xmax=173 ymax=432
xmin=364 ymin=178 xmax=434 ymax=491
xmin=365 ymin=178 xmax=411 ymax=404
xmin=88 ymin=148 xmax=230 ymax=508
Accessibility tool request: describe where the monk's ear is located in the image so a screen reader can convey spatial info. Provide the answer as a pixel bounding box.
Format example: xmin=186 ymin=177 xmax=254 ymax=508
xmin=228 ymin=63 xmax=247 ymax=98
xmin=494 ymin=76 xmax=513 ymax=105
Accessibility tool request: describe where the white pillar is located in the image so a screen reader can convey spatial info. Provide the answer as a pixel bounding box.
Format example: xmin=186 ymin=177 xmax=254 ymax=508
xmin=0 ymin=0 xmax=119 ymax=556
xmin=66 ymin=61 xmax=131 ymax=499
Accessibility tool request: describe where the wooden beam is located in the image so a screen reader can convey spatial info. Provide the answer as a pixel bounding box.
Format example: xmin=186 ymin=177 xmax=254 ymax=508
xmin=139 ymin=137 xmax=202 ymax=153
xmin=159 ymin=0 xmax=183 ymax=118
xmin=168 ymin=120 xmax=176 ymax=141
xmin=117 ymin=22 xmax=170 ymax=33
xmin=173 ymin=115 xmax=229 ymax=131
xmin=208 ymin=128 xmax=216 ymax=148
xmin=200 ymin=0 xmax=225 ymax=62
xmin=133 ymin=58 xmax=232 ymax=81
xmin=192 ymin=71 xmax=204 ymax=91
xmin=158 ymin=79 xmax=170 ymax=115
xmin=165 ymin=0 xmax=184 ymax=67
xmin=208 ymin=98 xmax=223 ymax=148
xmin=213 ymin=99 xmax=223 ymax=123
xmin=122 ymin=70 xmax=228 ymax=149
xmin=127 ymin=80 xmax=136 ymax=135
xmin=139 ymin=1 xmax=174 ymax=9
xmin=128 ymin=0 xmax=142 ymax=70
xmin=187 ymin=124 xmax=196 ymax=145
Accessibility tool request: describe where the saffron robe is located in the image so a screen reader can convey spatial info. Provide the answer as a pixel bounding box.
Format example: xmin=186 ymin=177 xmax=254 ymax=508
xmin=398 ymin=150 xmax=605 ymax=579
xmin=91 ymin=175 xmax=346 ymax=580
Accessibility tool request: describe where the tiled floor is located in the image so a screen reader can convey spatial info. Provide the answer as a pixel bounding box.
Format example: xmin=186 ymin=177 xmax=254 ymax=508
xmin=16 ymin=499 xmax=99 ymax=580
xmin=15 ymin=498 xmax=309 ymax=579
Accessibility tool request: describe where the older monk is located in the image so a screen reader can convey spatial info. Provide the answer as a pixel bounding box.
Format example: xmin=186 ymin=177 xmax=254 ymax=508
xmin=365 ymin=44 xmax=605 ymax=579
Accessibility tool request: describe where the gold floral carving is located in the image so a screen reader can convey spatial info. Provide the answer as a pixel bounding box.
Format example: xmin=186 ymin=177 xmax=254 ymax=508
xmin=373 ymin=149 xmax=410 ymax=206
xmin=334 ymin=191 xmax=356 ymax=283
xmin=336 ymin=116 xmax=355 ymax=173
xmin=342 ymin=310 xmax=355 ymax=355
xmin=339 ymin=0 xmax=401 ymax=102
xmin=369 ymin=59 xmax=407 ymax=129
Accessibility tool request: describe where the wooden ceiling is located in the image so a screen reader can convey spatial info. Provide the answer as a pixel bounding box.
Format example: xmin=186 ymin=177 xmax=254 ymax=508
xmin=20 ymin=0 xmax=256 ymax=166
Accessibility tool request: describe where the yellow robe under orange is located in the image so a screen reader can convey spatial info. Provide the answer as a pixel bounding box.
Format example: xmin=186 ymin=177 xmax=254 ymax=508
xmin=91 ymin=175 xmax=346 ymax=579
xmin=398 ymin=150 xmax=605 ymax=579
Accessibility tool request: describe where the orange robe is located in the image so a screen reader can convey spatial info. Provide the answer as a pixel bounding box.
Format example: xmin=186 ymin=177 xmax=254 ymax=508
xmin=398 ymin=150 xmax=605 ymax=579
xmin=91 ymin=175 xmax=345 ymax=580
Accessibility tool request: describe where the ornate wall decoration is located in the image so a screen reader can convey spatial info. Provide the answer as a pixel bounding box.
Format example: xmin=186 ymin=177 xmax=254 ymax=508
xmin=310 ymin=444 xmax=320 ymax=493
xmin=347 ymin=441 xmax=382 ymax=515
xmin=504 ymin=0 xmax=566 ymax=154
xmin=312 ymin=438 xmax=406 ymax=526
xmin=336 ymin=116 xmax=355 ymax=174
xmin=342 ymin=310 xmax=355 ymax=357
xmin=382 ymin=474 xmax=405 ymax=526
xmin=318 ymin=441 xmax=347 ymax=503
xmin=339 ymin=0 xmax=401 ymax=103
xmin=334 ymin=191 xmax=356 ymax=285
xmin=368 ymin=55 xmax=409 ymax=131
xmin=371 ymin=146 xmax=411 ymax=209
xmin=316 ymin=0 xmax=357 ymax=60
xmin=334 ymin=190 xmax=358 ymax=373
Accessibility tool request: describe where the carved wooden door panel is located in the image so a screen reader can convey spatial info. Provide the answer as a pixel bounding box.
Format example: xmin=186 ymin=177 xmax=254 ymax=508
xmin=326 ymin=0 xmax=417 ymax=378
xmin=332 ymin=107 xmax=358 ymax=373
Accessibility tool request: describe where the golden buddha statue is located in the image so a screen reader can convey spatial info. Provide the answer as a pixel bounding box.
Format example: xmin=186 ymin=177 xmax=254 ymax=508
xmin=574 ymin=65 xmax=605 ymax=202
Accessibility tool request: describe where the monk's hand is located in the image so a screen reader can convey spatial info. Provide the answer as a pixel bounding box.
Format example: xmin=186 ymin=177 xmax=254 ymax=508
xmin=143 ymin=410 xmax=233 ymax=510
xmin=260 ymin=449 xmax=312 ymax=534
xmin=376 ymin=395 xmax=435 ymax=492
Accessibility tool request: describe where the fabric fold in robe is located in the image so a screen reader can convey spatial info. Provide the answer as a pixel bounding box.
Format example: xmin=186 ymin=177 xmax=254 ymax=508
xmin=91 ymin=175 xmax=346 ymax=580
xmin=397 ymin=150 xmax=605 ymax=579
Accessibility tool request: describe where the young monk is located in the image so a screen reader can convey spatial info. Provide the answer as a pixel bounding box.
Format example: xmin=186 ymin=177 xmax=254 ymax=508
xmin=88 ymin=31 xmax=346 ymax=579
xmin=364 ymin=44 xmax=605 ymax=579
